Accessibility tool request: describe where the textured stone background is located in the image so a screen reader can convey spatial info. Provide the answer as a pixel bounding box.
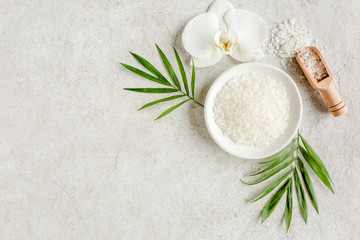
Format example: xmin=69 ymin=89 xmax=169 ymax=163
xmin=1 ymin=0 xmax=360 ymax=239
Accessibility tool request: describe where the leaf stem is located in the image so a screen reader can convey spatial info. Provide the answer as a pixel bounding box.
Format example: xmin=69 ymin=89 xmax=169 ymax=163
xmin=191 ymin=98 xmax=204 ymax=107
xmin=172 ymin=85 xmax=204 ymax=108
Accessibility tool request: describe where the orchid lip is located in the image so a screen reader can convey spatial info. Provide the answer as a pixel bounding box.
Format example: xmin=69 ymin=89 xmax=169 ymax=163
xmin=214 ymin=31 xmax=238 ymax=55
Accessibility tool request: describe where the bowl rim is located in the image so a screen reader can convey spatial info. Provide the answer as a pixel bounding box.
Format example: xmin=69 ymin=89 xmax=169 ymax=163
xmin=204 ymin=62 xmax=303 ymax=160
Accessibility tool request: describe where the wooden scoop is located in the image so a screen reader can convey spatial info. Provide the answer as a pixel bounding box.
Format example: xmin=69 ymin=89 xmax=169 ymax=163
xmin=296 ymin=46 xmax=347 ymax=117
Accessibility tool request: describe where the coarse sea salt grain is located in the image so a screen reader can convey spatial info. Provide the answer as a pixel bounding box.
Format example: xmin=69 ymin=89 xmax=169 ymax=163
xmin=267 ymin=19 xmax=313 ymax=58
xmin=297 ymin=48 xmax=328 ymax=81
xmin=213 ymin=73 xmax=290 ymax=147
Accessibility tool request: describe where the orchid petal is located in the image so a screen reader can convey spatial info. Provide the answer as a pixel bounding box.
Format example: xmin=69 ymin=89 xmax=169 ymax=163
xmin=224 ymin=9 xmax=267 ymax=52
xmin=191 ymin=48 xmax=223 ymax=68
xmin=207 ymin=0 xmax=234 ymax=31
xmin=182 ymin=12 xmax=219 ymax=60
xmin=230 ymin=48 xmax=264 ymax=62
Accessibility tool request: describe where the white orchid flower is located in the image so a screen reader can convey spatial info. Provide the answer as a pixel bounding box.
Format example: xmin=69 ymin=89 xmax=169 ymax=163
xmin=182 ymin=0 xmax=267 ymax=68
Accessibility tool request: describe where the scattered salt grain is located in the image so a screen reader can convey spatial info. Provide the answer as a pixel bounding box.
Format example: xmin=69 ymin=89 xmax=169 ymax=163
xmin=297 ymin=48 xmax=328 ymax=81
xmin=267 ymin=19 xmax=313 ymax=58
xmin=213 ymin=73 xmax=290 ymax=147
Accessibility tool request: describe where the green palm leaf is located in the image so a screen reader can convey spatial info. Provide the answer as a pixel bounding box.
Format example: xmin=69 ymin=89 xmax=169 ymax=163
xmin=120 ymin=63 xmax=171 ymax=86
xmin=285 ymin=179 xmax=293 ymax=231
xmin=261 ymin=178 xmax=292 ymax=223
xmin=252 ymin=168 xmax=294 ymax=202
xmin=130 ymin=52 xmax=170 ymax=85
xmin=155 ymin=99 xmax=191 ymax=120
xmin=297 ymin=158 xmax=319 ymax=213
xmin=123 ymin=46 xmax=204 ymax=119
xmin=123 ymin=88 xmax=178 ymax=93
xmin=191 ymin=59 xmax=195 ymax=98
xmin=251 ymin=146 xmax=296 ymax=176
xmin=173 ymin=48 xmax=189 ymax=95
xmin=245 ymin=132 xmax=335 ymax=230
xmin=299 ymin=146 xmax=334 ymax=194
xmin=242 ymin=158 xmax=295 ymax=185
xmin=300 ymin=134 xmax=333 ymax=183
xmin=260 ymin=138 xmax=296 ymax=164
xmin=294 ymin=169 xmax=307 ymax=223
xmin=156 ymin=45 xmax=181 ymax=90
xmin=138 ymin=95 xmax=185 ymax=110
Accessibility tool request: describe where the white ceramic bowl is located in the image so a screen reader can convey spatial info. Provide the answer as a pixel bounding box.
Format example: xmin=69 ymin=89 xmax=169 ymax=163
xmin=204 ymin=63 xmax=302 ymax=160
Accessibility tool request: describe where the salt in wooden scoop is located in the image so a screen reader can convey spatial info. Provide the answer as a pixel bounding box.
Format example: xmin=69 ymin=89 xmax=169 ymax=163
xmin=296 ymin=46 xmax=347 ymax=117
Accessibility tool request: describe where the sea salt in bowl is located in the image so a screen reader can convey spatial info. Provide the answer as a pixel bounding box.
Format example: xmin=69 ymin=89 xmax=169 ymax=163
xmin=204 ymin=63 xmax=302 ymax=159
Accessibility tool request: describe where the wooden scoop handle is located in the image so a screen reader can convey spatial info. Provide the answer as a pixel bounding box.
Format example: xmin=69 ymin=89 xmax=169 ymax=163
xmin=320 ymin=84 xmax=348 ymax=117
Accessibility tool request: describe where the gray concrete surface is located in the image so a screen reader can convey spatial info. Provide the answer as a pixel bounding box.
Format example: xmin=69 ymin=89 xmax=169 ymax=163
xmin=1 ymin=0 xmax=360 ymax=239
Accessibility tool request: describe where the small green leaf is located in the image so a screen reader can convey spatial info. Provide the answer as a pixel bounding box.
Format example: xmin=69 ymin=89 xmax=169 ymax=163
xmin=299 ymin=146 xmax=334 ymax=194
xmin=124 ymin=46 xmax=203 ymax=119
xmin=130 ymin=52 xmax=170 ymax=85
xmin=123 ymin=88 xmax=178 ymax=93
xmin=191 ymin=59 xmax=195 ymax=98
xmin=155 ymin=99 xmax=191 ymax=120
xmin=285 ymin=178 xmax=293 ymax=231
xmin=294 ymin=168 xmax=307 ymax=223
xmin=251 ymin=146 xmax=296 ymax=176
xmin=138 ymin=95 xmax=185 ymax=110
xmin=300 ymin=134 xmax=333 ymax=183
xmin=156 ymin=45 xmax=181 ymax=90
xmin=260 ymin=138 xmax=296 ymax=164
xmin=252 ymin=168 xmax=294 ymax=202
xmin=242 ymin=158 xmax=295 ymax=185
xmin=297 ymin=158 xmax=319 ymax=213
xmin=120 ymin=63 xmax=171 ymax=86
xmin=261 ymin=178 xmax=292 ymax=223
xmin=173 ymin=47 xmax=189 ymax=95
